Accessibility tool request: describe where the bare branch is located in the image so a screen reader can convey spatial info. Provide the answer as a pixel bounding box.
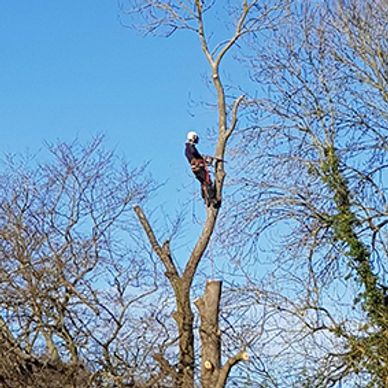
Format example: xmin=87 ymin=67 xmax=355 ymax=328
xmin=194 ymin=0 xmax=214 ymax=65
xmin=183 ymin=207 xmax=219 ymax=284
xmin=215 ymin=350 xmax=249 ymax=388
xmin=133 ymin=205 xmax=179 ymax=281
xmin=214 ymin=0 xmax=258 ymax=69
xmin=226 ymin=95 xmax=245 ymax=139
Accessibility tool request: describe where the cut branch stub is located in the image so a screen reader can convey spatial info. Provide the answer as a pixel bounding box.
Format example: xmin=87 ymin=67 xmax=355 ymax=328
xmin=215 ymin=350 xmax=249 ymax=388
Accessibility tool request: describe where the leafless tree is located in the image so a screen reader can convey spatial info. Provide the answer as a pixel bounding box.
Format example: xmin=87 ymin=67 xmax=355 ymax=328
xmin=0 ymin=137 xmax=162 ymax=387
xmin=4 ymin=1 xmax=385 ymax=387
xmin=119 ymin=1 xmax=288 ymax=386
xmin=218 ymin=0 xmax=387 ymax=385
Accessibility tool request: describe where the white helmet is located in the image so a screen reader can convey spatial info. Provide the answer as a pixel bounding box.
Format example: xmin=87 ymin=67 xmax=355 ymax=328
xmin=187 ymin=131 xmax=199 ymax=144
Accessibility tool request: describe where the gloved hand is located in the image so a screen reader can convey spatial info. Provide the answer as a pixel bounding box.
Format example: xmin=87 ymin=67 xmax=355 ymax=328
xmin=204 ymin=155 xmax=214 ymax=164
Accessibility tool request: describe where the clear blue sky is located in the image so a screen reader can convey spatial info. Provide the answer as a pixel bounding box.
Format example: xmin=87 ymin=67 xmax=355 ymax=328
xmin=0 ymin=0 xmax=220 ymax=207
xmin=0 ymin=1 xmax=255 ymax=269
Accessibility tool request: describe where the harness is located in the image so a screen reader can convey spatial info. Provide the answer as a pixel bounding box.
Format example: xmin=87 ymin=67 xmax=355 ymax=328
xmin=190 ymin=158 xmax=212 ymax=184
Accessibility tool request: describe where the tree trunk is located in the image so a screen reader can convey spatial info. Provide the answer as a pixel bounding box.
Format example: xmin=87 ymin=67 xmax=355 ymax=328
xmin=195 ymin=280 xmax=249 ymax=388
xmin=173 ymin=284 xmax=195 ymax=388
xmin=195 ymin=279 xmax=222 ymax=387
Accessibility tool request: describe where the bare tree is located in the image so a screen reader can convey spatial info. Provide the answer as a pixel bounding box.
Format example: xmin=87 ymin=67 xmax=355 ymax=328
xmin=4 ymin=1 xmax=385 ymax=387
xmin=119 ymin=1 xmax=288 ymax=386
xmin=219 ymin=0 xmax=387 ymax=385
xmin=0 ymin=137 xmax=160 ymax=387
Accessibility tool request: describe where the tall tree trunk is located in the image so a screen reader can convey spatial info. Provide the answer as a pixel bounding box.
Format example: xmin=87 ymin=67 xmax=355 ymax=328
xmin=195 ymin=280 xmax=249 ymax=388
xmin=173 ymin=283 xmax=195 ymax=387
xmin=195 ymin=280 xmax=222 ymax=387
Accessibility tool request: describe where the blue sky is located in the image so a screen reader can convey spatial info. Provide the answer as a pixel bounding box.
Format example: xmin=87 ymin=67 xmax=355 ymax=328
xmin=0 ymin=0 xmax=222 ymax=206
xmin=0 ymin=1 xmax=257 ymax=270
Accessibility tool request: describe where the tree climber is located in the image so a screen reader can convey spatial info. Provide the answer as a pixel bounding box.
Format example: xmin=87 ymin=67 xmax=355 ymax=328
xmin=185 ymin=131 xmax=216 ymax=206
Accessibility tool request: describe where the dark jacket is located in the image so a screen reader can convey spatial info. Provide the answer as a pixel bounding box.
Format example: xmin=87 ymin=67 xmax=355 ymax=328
xmin=185 ymin=142 xmax=203 ymax=163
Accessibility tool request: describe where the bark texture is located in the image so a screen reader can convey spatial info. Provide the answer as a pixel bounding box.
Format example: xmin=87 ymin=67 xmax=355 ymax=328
xmin=195 ymin=280 xmax=249 ymax=388
xmin=195 ymin=280 xmax=222 ymax=387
